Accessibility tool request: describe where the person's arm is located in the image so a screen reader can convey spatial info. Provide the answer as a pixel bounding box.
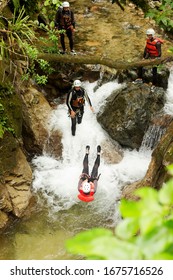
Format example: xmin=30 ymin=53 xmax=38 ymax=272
xmin=66 ymin=91 xmax=76 ymax=118
xmin=66 ymin=91 xmax=73 ymax=111
xmin=143 ymin=46 xmax=149 ymax=59
xmin=156 ymin=41 xmax=162 ymax=57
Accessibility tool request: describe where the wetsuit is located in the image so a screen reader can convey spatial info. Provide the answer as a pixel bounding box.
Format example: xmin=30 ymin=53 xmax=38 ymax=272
xmin=78 ymin=152 xmax=100 ymax=193
xmin=66 ymin=87 xmax=92 ymax=136
xmin=55 ymin=8 xmax=75 ymax=52
xmin=138 ymin=37 xmax=162 ymax=86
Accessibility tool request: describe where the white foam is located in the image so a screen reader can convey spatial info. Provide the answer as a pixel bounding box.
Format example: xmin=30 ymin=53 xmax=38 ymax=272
xmin=32 ymin=80 xmax=151 ymax=221
xmin=164 ymin=67 xmax=173 ymax=114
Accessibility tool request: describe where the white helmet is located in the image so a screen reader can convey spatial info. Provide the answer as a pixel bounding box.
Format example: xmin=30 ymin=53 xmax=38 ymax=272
xmin=73 ymin=80 xmax=82 ymax=87
xmin=82 ymin=182 xmax=91 ymax=194
xmin=62 ymin=1 xmax=70 ymax=8
xmin=146 ymin=28 xmax=155 ymax=36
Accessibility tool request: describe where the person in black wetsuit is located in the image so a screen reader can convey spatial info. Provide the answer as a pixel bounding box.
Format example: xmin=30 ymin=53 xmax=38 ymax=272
xmin=54 ymin=2 xmax=76 ymax=54
xmin=78 ymin=145 xmax=101 ymax=202
xmin=66 ymin=80 xmax=94 ymax=136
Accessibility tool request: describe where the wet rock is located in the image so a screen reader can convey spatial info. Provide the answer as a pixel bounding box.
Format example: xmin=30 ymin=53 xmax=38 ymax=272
xmin=101 ymin=139 xmax=123 ymax=164
xmin=143 ymin=120 xmax=173 ymax=189
xmin=97 ymin=83 xmax=165 ymax=149
xmin=0 ymin=132 xmax=33 ymax=227
xmin=21 ymin=85 xmax=62 ymax=157
xmin=122 ymin=117 xmax=173 ymax=199
xmin=0 ymin=211 xmax=9 ymax=230
xmin=5 ymin=148 xmax=32 ymax=217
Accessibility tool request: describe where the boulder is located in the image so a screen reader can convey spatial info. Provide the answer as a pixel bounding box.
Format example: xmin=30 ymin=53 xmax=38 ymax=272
xmin=97 ymin=83 xmax=165 ymax=149
xmin=21 ymin=84 xmax=63 ymax=157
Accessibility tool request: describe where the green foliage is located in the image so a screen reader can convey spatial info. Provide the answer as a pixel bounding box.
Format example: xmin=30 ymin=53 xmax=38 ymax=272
xmin=36 ymin=0 xmax=62 ymax=54
xmin=10 ymin=0 xmax=39 ymax=17
xmin=0 ymin=84 xmax=21 ymax=138
xmin=41 ymin=0 xmax=61 ymax=27
xmin=66 ymin=166 xmax=173 ymax=260
xmin=0 ymin=98 xmax=15 ymax=139
xmin=0 ymin=5 xmax=55 ymax=85
xmin=0 ymin=7 xmax=37 ymax=60
xmin=33 ymin=74 xmax=48 ymax=85
xmin=11 ymin=0 xmax=20 ymax=10
xmin=146 ymin=0 xmax=173 ymax=33
xmin=38 ymin=24 xmax=60 ymax=54
xmin=20 ymin=43 xmax=54 ymax=85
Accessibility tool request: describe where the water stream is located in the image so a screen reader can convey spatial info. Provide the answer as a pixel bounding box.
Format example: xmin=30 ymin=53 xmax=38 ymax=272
xmin=2 ymin=72 xmax=173 ymax=260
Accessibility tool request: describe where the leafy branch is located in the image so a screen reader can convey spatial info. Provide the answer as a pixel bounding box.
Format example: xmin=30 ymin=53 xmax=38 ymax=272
xmin=66 ymin=165 xmax=173 ymax=260
xmin=146 ymin=0 xmax=173 ymax=33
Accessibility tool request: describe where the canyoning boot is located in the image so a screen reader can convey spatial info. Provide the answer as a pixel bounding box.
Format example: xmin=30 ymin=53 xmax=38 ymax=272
xmin=97 ymin=145 xmax=101 ymax=155
xmin=86 ymin=145 xmax=90 ymax=154
xmin=60 ymin=49 xmax=67 ymax=55
xmin=70 ymin=50 xmax=77 ymax=55
xmin=132 ymin=78 xmax=143 ymax=84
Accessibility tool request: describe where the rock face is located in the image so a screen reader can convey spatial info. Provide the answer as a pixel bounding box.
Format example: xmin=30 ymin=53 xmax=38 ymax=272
xmin=122 ymin=118 xmax=173 ymax=200
xmin=97 ymin=83 xmax=165 ymax=149
xmin=143 ymin=120 xmax=173 ymax=188
xmin=4 ymin=147 xmax=32 ymax=217
xmin=21 ymin=84 xmax=63 ymax=158
xmin=0 ymin=133 xmax=32 ymax=227
xmin=0 ymin=84 xmax=63 ymax=229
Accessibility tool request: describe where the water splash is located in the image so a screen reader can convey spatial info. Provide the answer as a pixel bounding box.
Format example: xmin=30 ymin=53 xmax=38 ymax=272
xmin=164 ymin=67 xmax=173 ymax=115
xmin=32 ymin=80 xmax=151 ymax=226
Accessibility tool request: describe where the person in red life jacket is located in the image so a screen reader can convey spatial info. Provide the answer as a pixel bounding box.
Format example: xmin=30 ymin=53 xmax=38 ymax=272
xmin=66 ymin=79 xmax=94 ymax=136
xmin=78 ymin=145 xmax=101 ymax=202
xmin=134 ymin=28 xmax=163 ymax=86
xmin=55 ymin=2 xmax=76 ymax=55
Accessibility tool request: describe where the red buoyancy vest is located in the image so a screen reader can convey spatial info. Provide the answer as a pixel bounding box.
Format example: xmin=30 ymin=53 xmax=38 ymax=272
xmin=78 ymin=182 xmax=95 ymax=202
xmin=146 ymin=38 xmax=164 ymax=57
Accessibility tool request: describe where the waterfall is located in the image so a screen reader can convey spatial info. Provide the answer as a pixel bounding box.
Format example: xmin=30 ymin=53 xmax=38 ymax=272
xmin=164 ymin=67 xmax=173 ymax=115
xmin=3 ymin=71 xmax=173 ymax=260
xmin=141 ymin=67 xmax=173 ymax=150
xmin=32 ymin=80 xmax=151 ymax=227
xmin=141 ymin=124 xmax=166 ymax=150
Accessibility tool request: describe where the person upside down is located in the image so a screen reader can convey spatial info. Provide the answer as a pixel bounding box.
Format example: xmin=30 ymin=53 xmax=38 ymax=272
xmin=78 ymin=145 xmax=101 ymax=202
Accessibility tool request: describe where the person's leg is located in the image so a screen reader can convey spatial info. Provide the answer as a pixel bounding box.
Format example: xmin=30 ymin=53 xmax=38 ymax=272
xmin=82 ymin=146 xmax=90 ymax=174
xmin=90 ymin=146 xmax=101 ymax=179
xmin=78 ymin=147 xmax=90 ymax=191
xmin=138 ymin=67 xmax=144 ymax=79
xmin=66 ymin=29 xmax=74 ymax=51
xmin=77 ymin=107 xmax=84 ymax=124
xmin=152 ymin=67 xmax=158 ymax=86
xmin=71 ymin=116 xmax=76 ymax=136
xmin=134 ymin=67 xmax=145 ymax=83
xmin=60 ymin=33 xmax=66 ymax=52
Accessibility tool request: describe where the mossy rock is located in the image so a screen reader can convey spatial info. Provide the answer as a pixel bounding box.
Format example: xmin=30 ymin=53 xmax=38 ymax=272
xmin=0 ymin=84 xmax=22 ymax=138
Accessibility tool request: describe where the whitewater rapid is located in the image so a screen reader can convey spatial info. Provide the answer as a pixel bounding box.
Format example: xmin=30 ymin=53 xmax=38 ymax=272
xmin=32 ymin=79 xmax=152 ymax=224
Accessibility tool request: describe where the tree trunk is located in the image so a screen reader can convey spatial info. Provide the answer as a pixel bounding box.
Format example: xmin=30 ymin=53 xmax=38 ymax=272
xmin=37 ymin=53 xmax=173 ymax=70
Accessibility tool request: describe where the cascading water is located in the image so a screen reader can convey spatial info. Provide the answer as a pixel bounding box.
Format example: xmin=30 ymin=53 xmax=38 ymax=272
xmin=8 ymin=79 xmax=149 ymax=259
xmin=1 ymin=79 xmax=160 ymax=260
xmin=1 ymin=71 xmax=173 ymax=260
xmin=164 ymin=67 xmax=173 ymax=115
xmin=32 ymin=80 xmax=151 ymax=215
xmin=141 ymin=67 xmax=173 ymax=150
xmin=141 ymin=124 xmax=166 ymax=150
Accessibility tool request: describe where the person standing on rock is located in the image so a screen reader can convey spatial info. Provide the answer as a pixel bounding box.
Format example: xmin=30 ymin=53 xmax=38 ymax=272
xmin=134 ymin=28 xmax=164 ymax=86
xmin=54 ymin=2 xmax=76 ymax=55
xmin=78 ymin=145 xmax=101 ymax=202
xmin=66 ymin=79 xmax=94 ymax=136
